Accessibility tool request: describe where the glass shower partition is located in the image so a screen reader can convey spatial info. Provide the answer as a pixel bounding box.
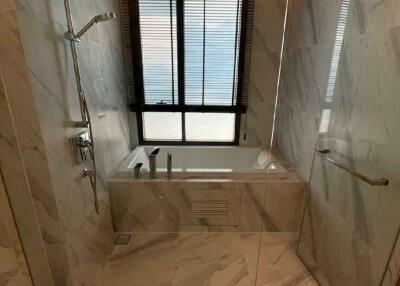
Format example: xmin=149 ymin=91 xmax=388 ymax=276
xmin=296 ymin=0 xmax=400 ymax=285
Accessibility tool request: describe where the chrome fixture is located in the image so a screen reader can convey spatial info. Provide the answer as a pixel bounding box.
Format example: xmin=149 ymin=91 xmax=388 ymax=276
xmin=315 ymin=149 xmax=389 ymax=186
xmin=133 ymin=162 xmax=143 ymax=179
xmin=148 ymin=147 xmax=160 ymax=179
xmin=64 ymin=12 xmax=116 ymax=42
xmin=64 ymin=0 xmax=115 ymax=214
xmin=167 ymin=153 xmax=172 ymax=179
xmin=82 ymin=169 xmax=99 ymax=213
xmin=72 ymin=131 xmax=92 ymax=164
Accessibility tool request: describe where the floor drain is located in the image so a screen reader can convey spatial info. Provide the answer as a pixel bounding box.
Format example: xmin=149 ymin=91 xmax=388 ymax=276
xmin=114 ymin=234 xmax=131 ymax=245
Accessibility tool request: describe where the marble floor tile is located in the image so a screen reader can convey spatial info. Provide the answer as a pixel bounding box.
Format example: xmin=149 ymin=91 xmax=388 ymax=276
xmin=97 ymin=232 xmax=317 ymax=286
xmin=256 ymin=233 xmax=318 ymax=286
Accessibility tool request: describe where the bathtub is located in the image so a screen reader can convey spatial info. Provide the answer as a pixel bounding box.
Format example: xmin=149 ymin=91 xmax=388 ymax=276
xmin=113 ymin=146 xmax=286 ymax=180
xmin=108 ymin=146 xmax=303 ymax=233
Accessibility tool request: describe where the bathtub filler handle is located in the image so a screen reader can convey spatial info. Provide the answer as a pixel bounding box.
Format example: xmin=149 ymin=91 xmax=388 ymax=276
xmin=167 ymin=153 xmax=172 ymax=179
xmin=133 ymin=162 xmax=143 ymax=179
xmin=148 ymin=147 xmax=160 ymax=179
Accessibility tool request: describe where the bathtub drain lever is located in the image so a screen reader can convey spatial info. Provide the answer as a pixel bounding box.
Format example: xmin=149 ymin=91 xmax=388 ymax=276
xmin=167 ymin=153 xmax=172 ymax=179
xmin=133 ymin=162 xmax=143 ymax=179
xmin=148 ymin=147 xmax=160 ymax=179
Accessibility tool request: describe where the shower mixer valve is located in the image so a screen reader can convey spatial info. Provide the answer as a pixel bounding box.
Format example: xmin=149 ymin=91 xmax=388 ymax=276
xmin=72 ymin=131 xmax=93 ymax=164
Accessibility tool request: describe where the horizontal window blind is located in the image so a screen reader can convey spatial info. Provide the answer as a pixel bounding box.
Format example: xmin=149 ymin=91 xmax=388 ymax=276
xmin=185 ymin=0 xmax=242 ymax=106
xmin=123 ymin=0 xmax=254 ymax=111
xmin=138 ymin=0 xmax=178 ymax=105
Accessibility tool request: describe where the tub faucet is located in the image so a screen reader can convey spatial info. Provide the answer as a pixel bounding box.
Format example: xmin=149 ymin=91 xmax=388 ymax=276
xmin=133 ymin=162 xmax=143 ymax=179
xmin=148 ymin=147 xmax=160 ymax=178
xmin=167 ymin=153 xmax=172 ymax=179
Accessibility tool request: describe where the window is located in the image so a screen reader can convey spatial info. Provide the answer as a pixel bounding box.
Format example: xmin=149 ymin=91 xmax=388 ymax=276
xmin=128 ymin=0 xmax=253 ymax=144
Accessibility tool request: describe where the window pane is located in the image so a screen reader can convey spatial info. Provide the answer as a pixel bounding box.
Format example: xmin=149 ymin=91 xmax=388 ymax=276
xmin=143 ymin=112 xmax=182 ymax=140
xmin=185 ymin=113 xmax=235 ymax=141
xmin=184 ymin=0 xmax=242 ymax=106
xmin=139 ymin=0 xmax=178 ymax=105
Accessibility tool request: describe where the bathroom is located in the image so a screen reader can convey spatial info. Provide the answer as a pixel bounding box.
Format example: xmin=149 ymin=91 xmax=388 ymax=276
xmin=0 ymin=0 xmax=399 ymax=285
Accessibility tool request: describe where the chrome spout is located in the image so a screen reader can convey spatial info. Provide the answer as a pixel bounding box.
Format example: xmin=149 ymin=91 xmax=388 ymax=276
xmin=149 ymin=147 xmax=160 ymax=157
xmin=148 ymin=147 xmax=160 ymax=179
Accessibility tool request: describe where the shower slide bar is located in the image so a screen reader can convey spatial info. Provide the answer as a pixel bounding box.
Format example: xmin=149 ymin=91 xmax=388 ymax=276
xmin=315 ymin=149 xmax=389 ymax=186
xmin=63 ymin=0 xmax=115 ymax=214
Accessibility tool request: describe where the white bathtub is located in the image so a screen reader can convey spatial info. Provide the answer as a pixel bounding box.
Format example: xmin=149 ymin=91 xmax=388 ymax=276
xmin=114 ymin=146 xmax=285 ymax=179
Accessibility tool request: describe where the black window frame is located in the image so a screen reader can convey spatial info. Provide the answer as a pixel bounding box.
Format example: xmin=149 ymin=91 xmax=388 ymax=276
xmin=128 ymin=0 xmax=250 ymax=145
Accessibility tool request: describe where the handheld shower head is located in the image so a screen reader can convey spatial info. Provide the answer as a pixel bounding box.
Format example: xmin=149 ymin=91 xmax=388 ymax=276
xmin=64 ymin=12 xmax=116 ymax=41
xmin=94 ymin=12 xmax=116 ymax=22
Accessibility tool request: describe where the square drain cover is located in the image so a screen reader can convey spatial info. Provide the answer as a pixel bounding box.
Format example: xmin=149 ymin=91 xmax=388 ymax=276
xmin=114 ymin=234 xmax=131 ymax=245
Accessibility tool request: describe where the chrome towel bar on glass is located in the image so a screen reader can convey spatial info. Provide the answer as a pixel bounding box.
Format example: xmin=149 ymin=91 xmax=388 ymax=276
xmin=315 ymin=149 xmax=389 ymax=186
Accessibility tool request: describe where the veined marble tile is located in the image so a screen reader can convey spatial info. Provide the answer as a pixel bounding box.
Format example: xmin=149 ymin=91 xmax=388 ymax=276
xmin=110 ymin=180 xmax=304 ymax=233
xmin=240 ymin=0 xmax=285 ymax=148
xmin=286 ymin=0 xmax=341 ymax=53
xmin=264 ymin=183 xmax=305 ymax=232
xmin=0 ymin=1 xmax=60 ymax=284
xmin=278 ymin=1 xmax=400 ymax=285
xmin=381 ymin=228 xmax=400 ymax=286
xmin=346 ymin=0 xmax=398 ymax=39
xmin=256 ymin=233 xmax=317 ymax=286
xmin=0 ymin=169 xmax=33 ymax=286
xmin=303 ymin=25 xmax=400 ymax=282
xmin=276 ymin=42 xmax=332 ymax=180
xmin=98 ymin=232 xmax=315 ymax=286
xmin=6 ymin=0 xmax=132 ymax=285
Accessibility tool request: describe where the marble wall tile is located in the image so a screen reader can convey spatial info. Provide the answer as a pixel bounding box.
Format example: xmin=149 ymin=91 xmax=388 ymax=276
xmin=381 ymin=228 xmax=400 ymax=286
xmin=0 ymin=0 xmax=64 ymax=284
xmin=276 ymin=43 xmax=331 ymax=180
xmin=299 ymin=159 xmax=391 ymax=286
xmin=285 ymin=0 xmax=341 ymax=54
xmin=277 ymin=0 xmax=400 ymax=284
xmin=0 ymin=0 xmax=132 ymax=285
xmin=275 ymin=0 xmax=341 ymax=180
xmin=239 ymin=0 xmax=285 ymax=148
xmin=345 ymin=0 xmax=398 ymax=38
xmin=0 ymin=169 xmax=33 ymax=286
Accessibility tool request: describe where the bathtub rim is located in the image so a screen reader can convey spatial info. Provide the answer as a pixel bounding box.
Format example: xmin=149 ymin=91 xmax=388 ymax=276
xmin=109 ymin=145 xmax=288 ymax=181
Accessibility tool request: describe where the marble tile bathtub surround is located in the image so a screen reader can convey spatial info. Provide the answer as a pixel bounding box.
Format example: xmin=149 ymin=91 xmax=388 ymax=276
xmin=109 ymin=180 xmax=305 ymax=233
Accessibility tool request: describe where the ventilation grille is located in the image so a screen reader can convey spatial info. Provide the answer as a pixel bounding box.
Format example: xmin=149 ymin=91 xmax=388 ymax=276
xmin=191 ymin=200 xmax=229 ymax=217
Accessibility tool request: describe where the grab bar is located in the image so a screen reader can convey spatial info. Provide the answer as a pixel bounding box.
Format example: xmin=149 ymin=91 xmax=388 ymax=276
xmin=315 ymin=149 xmax=389 ymax=186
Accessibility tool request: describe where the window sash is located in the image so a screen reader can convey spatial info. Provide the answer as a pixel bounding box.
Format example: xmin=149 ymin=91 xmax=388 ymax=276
xmin=128 ymin=0 xmax=251 ymax=144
